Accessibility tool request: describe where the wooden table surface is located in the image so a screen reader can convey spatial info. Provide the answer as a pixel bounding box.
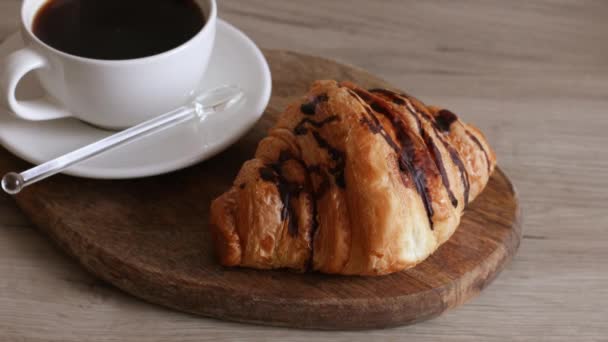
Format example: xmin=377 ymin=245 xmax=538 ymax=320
xmin=1 ymin=1 xmax=606 ymax=341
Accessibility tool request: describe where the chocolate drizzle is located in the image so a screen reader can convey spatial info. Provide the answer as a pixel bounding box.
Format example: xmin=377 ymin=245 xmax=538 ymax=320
xmin=417 ymin=107 xmax=471 ymax=206
xmin=370 ymin=89 xmax=424 ymax=135
xmin=297 ymin=93 xmax=347 ymax=189
xmin=400 ymin=98 xmax=462 ymax=208
xmin=278 ymin=150 xmax=292 ymax=163
xmin=420 ymin=128 xmax=458 ymax=207
xmin=359 ymin=110 xmax=399 ymax=150
xmin=306 ymin=191 xmax=319 ymax=272
xmin=370 ymin=88 xmax=471 ymax=207
xmin=351 ymin=90 xmax=399 ymax=151
xmin=261 ymin=151 xmax=323 ymax=269
xmin=294 ymin=116 xmax=339 ymax=135
xmin=306 ymin=165 xmax=330 ymax=199
xmin=370 ymin=102 xmax=389 ymax=116
xmin=258 ymin=156 xmax=304 ymax=237
xmin=432 ymin=127 xmax=470 ymax=206
xmin=300 ymin=94 xmax=329 ymax=115
xmin=466 ymin=130 xmax=492 ymax=173
xmin=369 ymin=88 xmax=406 ymax=105
xmin=351 ymin=89 xmax=436 ymax=228
xmin=259 ymin=166 xmax=276 ymax=182
xmin=312 ymin=131 xmax=346 ymax=188
xmin=435 ymin=109 xmax=458 ymax=132
xmin=447 ymin=147 xmax=470 ymax=205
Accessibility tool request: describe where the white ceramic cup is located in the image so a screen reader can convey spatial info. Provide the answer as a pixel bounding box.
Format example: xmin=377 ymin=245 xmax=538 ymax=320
xmin=0 ymin=0 xmax=217 ymax=129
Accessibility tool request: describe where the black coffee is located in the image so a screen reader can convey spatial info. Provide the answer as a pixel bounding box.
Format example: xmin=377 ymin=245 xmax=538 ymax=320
xmin=33 ymin=0 xmax=206 ymax=60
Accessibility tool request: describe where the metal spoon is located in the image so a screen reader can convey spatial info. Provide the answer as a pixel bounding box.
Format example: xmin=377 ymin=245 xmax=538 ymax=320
xmin=1 ymin=85 xmax=244 ymax=195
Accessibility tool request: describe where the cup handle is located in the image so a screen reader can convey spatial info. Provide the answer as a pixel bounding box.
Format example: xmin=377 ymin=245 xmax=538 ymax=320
xmin=0 ymin=47 xmax=71 ymax=121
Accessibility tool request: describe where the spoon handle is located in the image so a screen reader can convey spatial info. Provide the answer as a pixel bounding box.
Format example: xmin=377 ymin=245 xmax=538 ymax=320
xmin=1 ymin=85 xmax=244 ymax=195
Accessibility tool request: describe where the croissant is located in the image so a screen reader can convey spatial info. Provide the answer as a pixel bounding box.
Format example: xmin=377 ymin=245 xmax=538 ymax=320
xmin=210 ymin=80 xmax=496 ymax=276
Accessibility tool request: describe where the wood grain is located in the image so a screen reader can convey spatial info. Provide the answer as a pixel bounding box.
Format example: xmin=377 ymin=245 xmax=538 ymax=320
xmin=0 ymin=0 xmax=606 ymax=340
xmin=0 ymin=51 xmax=521 ymax=329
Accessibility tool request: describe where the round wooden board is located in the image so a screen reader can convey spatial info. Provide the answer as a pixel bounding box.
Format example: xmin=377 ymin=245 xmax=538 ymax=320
xmin=0 ymin=50 xmax=522 ymax=330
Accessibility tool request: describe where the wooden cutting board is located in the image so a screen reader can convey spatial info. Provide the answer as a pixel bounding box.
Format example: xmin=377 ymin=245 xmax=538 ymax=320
xmin=0 ymin=50 xmax=521 ymax=330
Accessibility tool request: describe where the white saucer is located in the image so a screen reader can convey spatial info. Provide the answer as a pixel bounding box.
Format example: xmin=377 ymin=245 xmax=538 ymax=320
xmin=0 ymin=19 xmax=271 ymax=179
